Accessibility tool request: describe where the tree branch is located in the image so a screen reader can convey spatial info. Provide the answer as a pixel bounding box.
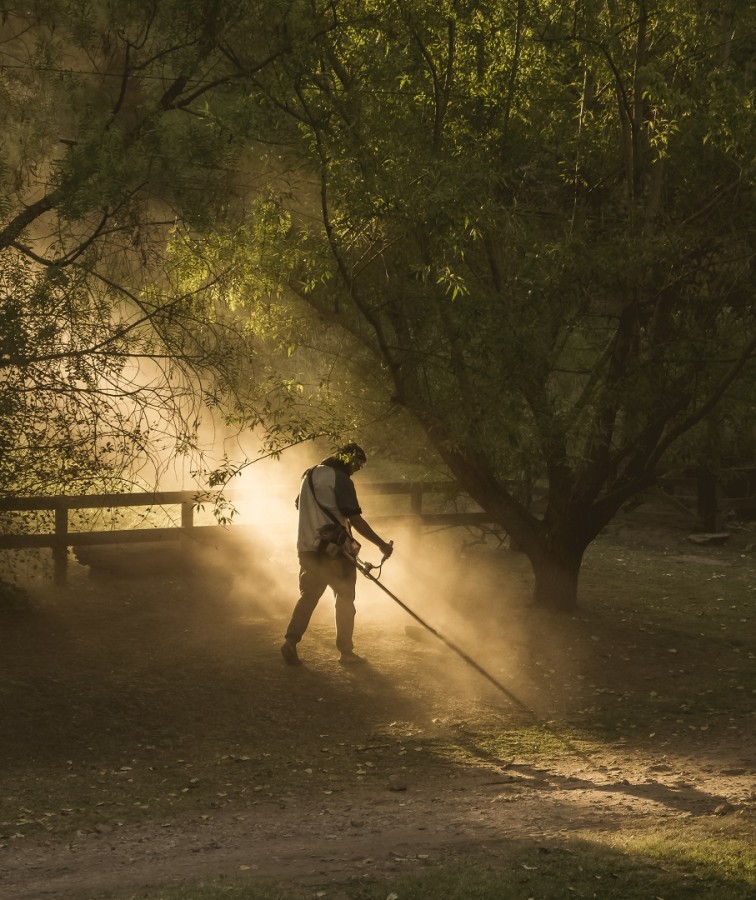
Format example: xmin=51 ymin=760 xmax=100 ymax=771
xmin=0 ymin=189 xmax=63 ymax=251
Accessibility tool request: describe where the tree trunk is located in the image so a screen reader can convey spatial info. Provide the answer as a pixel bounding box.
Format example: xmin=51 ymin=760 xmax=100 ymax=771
xmin=697 ymin=466 xmax=720 ymax=532
xmin=427 ymin=438 xmax=591 ymax=612
xmin=697 ymin=409 xmax=722 ymax=532
xmin=530 ymin=548 xmax=583 ymax=612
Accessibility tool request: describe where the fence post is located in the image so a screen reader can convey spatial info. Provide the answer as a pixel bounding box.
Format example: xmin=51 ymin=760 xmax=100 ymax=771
xmin=53 ymin=505 xmax=68 ymax=585
xmin=180 ymin=498 xmax=194 ymax=561
xmin=181 ymin=500 xmax=194 ymax=530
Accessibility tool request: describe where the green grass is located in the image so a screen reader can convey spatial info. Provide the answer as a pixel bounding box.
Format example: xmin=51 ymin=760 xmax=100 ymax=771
xmin=108 ymin=826 xmax=756 ymax=900
xmin=619 ymin=826 xmax=756 ymax=890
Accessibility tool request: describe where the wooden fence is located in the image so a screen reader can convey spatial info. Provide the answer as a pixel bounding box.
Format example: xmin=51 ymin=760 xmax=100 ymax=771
xmin=0 ymin=482 xmax=493 ymax=584
xmin=2 ymin=474 xmax=753 ymax=585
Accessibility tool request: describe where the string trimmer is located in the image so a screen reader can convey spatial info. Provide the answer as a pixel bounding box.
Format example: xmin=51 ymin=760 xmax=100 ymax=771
xmin=351 ymin=544 xmax=595 ymax=763
xmin=354 ymin=542 xmax=532 ymax=716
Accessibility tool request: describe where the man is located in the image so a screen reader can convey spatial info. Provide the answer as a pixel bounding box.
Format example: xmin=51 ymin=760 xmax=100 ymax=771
xmin=281 ymin=443 xmax=393 ymax=666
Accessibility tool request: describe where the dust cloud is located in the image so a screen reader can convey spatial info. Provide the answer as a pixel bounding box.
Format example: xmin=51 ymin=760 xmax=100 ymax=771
xmin=6 ymin=433 xmax=583 ymax=718
xmin=186 ymin=446 xmax=572 ymax=714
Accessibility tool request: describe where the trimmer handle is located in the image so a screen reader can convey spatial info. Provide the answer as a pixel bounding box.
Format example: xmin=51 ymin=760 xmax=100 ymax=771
xmin=358 ymin=540 xmax=394 ymax=579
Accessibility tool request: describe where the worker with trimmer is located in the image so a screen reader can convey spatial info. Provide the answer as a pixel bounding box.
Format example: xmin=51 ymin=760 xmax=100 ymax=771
xmin=281 ymin=443 xmax=394 ymax=667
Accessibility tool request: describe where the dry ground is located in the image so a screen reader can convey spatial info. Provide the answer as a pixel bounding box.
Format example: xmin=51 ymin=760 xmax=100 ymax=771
xmin=1 ymin=505 xmax=754 ymax=899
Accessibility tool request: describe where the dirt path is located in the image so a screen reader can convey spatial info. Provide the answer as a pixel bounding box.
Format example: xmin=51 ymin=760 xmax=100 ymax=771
xmin=1 ymin=525 xmax=755 ymax=898
xmin=3 ymin=746 xmax=753 ymax=900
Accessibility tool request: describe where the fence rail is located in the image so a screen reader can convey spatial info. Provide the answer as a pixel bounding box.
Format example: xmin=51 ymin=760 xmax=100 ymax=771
xmin=0 ymin=483 xmax=493 ymax=584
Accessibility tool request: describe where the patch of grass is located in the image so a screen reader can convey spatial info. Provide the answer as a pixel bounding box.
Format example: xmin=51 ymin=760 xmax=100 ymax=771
xmin=109 ymin=827 xmax=756 ymax=899
xmin=350 ymin=826 xmax=755 ymax=899
xmin=583 ymin=533 xmax=755 ymax=640
xmin=559 ymin=533 xmax=756 ymax=741
xmin=610 ymin=824 xmax=756 ymax=891
xmin=440 ymin=721 xmax=590 ymax=767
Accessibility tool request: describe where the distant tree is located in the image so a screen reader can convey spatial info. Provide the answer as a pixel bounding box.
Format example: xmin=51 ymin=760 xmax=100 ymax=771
xmin=231 ymin=0 xmax=755 ymax=609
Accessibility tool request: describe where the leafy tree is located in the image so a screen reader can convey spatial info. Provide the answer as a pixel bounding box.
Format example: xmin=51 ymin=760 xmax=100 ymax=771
xmin=231 ymin=0 xmax=755 ymax=609
xmin=0 ymin=0 xmax=313 ymax=499
xmin=2 ymin=0 xmax=754 ymax=616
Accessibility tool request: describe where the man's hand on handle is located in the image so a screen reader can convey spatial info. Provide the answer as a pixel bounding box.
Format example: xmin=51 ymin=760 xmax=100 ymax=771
xmin=380 ymin=539 xmax=394 ymax=560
